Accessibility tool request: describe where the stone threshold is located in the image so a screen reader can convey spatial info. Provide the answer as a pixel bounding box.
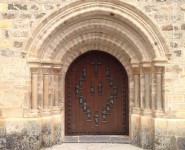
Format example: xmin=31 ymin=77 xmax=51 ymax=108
xmin=63 ymin=135 xmax=130 ymax=144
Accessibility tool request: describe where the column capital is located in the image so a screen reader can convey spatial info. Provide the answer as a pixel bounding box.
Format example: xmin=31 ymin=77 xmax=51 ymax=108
xmin=132 ymin=67 xmax=140 ymax=75
xmin=155 ymin=66 xmax=164 ymax=74
xmin=141 ymin=66 xmax=152 ymax=74
xmin=30 ymin=67 xmax=39 ymax=74
xmin=52 ymin=67 xmax=62 ymax=74
xmin=42 ymin=66 xmax=51 ymax=75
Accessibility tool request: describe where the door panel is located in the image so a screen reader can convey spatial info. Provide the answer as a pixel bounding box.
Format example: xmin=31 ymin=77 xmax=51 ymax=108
xmin=65 ymin=51 xmax=128 ymax=135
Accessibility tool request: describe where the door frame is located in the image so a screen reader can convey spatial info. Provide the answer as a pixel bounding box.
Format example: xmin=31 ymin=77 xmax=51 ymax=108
xmin=64 ymin=50 xmax=129 ymax=138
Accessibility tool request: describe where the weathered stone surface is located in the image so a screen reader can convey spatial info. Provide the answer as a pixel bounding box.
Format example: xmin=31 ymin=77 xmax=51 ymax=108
xmin=0 ymin=0 xmax=184 ymax=150
xmin=141 ymin=131 xmax=152 ymax=149
xmin=131 ymin=132 xmax=140 ymax=147
xmin=177 ymin=137 xmax=185 ymax=150
xmin=162 ymin=25 xmax=178 ymax=31
xmin=2 ymin=13 xmax=17 ymax=19
xmin=155 ymin=136 xmax=176 ymax=150
xmin=170 ymin=42 xmax=178 ymax=48
xmin=181 ymin=24 xmax=185 ymax=30
xmin=8 ymin=4 xmax=27 ymax=10
xmin=0 ymin=20 xmax=12 ymax=29
xmin=14 ymin=41 xmax=23 ymax=48
xmin=35 ymin=13 xmax=46 ymax=19
xmin=53 ymin=124 xmax=62 ymax=145
xmin=0 ymin=3 xmax=7 ymax=12
xmin=0 ymin=49 xmax=14 ymax=57
xmin=42 ymin=124 xmax=52 ymax=147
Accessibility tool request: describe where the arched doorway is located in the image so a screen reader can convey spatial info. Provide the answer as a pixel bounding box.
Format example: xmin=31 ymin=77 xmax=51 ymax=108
xmin=65 ymin=51 xmax=129 ymax=135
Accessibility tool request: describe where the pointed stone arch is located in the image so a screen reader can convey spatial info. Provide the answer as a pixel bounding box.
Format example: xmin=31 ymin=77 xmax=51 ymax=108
xmin=25 ymin=0 xmax=171 ymax=149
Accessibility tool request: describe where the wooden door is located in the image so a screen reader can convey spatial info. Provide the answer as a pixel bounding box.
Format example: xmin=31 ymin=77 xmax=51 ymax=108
xmin=65 ymin=51 xmax=128 ymax=135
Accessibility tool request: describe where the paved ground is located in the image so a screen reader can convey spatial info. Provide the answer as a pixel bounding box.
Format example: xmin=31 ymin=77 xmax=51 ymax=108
xmin=43 ymin=143 xmax=142 ymax=150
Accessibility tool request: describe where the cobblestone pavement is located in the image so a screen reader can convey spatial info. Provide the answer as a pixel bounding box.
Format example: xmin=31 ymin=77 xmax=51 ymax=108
xmin=43 ymin=143 xmax=142 ymax=150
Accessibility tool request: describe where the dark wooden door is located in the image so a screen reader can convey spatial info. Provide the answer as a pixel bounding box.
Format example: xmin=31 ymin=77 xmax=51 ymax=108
xmin=65 ymin=51 xmax=128 ymax=135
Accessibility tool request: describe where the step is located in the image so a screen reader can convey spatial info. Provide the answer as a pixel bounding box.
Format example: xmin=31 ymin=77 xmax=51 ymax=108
xmin=63 ymin=135 xmax=130 ymax=144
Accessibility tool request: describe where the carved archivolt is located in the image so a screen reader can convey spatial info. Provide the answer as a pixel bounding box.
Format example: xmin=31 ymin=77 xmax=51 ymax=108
xmin=26 ymin=0 xmax=168 ymax=117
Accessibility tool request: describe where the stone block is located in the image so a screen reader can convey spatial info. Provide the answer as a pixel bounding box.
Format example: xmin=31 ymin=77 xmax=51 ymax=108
xmin=5 ymin=119 xmax=41 ymax=150
xmin=41 ymin=120 xmax=52 ymax=147
xmin=174 ymin=50 xmax=182 ymax=57
xmin=181 ymin=4 xmax=185 ymax=11
xmin=8 ymin=4 xmax=27 ymax=10
xmin=162 ymin=25 xmax=178 ymax=31
xmin=181 ymin=24 xmax=185 ymax=30
xmin=14 ymin=41 xmax=23 ymax=48
xmin=177 ymin=137 xmax=185 ymax=150
xmin=154 ymin=118 xmax=167 ymax=136
xmin=2 ymin=108 xmax=23 ymax=118
xmin=140 ymin=116 xmax=153 ymax=149
xmin=111 ymin=136 xmax=130 ymax=144
xmin=63 ymin=136 xmax=78 ymax=143
xmin=0 ymin=20 xmax=12 ymax=29
xmin=154 ymin=136 xmax=176 ymax=150
xmin=2 ymin=13 xmax=17 ymax=19
xmin=131 ymin=114 xmax=140 ymax=131
xmin=0 ymin=38 xmax=12 ymax=49
xmin=79 ymin=136 xmax=110 ymax=143
xmin=131 ymin=131 xmax=140 ymax=147
xmin=0 ymin=3 xmax=7 ymax=12
xmin=171 ymin=95 xmax=184 ymax=102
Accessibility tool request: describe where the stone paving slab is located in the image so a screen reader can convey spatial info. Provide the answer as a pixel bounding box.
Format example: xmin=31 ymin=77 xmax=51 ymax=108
xmin=43 ymin=143 xmax=142 ymax=150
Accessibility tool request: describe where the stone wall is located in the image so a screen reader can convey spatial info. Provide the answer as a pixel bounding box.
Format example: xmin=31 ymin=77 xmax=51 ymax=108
xmin=0 ymin=0 xmax=185 ymax=149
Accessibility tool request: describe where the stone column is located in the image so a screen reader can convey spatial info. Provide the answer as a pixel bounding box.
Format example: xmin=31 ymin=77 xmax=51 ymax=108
xmin=156 ymin=67 xmax=163 ymax=111
xmin=52 ymin=67 xmax=62 ymax=114
xmin=143 ymin=67 xmax=151 ymax=110
xmin=133 ymin=68 xmax=140 ymax=108
xmin=31 ymin=68 xmax=39 ymax=110
xmin=42 ymin=67 xmax=50 ymax=109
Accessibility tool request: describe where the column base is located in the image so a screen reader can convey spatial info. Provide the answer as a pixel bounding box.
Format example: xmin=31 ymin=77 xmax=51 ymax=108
xmin=153 ymin=110 xmax=165 ymax=118
xmin=132 ymin=107 xmax=141 ymax=114
xmin=41 ymin=108 xmax=51 ymax=116
xmin=141 ymin=109 xmax=153 ymax=116
xmin=24 ymin=109 xmax=39 ymax=118
xmin=52 ymin=106 xmax=62 ymax=115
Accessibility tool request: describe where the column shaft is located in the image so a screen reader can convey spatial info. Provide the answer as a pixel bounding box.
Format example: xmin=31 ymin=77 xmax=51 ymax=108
xmin=144 ymin=73 xmax=151 ymax=109
xmin=54 ymin=74 xmax=59 ymax=106
xmin=43 ymin=73 xmax=49 ymax=108
xmin=31 ymin=73 xmax=38 ymax=109
xmin=134 ymin=74 xmax=140 ymax=107
xmin=156 ymin=70 xmax=163 ymax=110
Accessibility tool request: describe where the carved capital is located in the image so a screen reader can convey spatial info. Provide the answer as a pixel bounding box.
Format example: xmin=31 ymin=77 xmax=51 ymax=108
xmin=42 ymin=66 xmax=51 ymax=75
xmin=155 ymin=66 xmax=164 ymax=74
xmin=30 ymin=67 xmax=39 ymax=74
xmin=52 ymin=67 xmax=62 ymax=74
xmin=141 ymin=67 xmax=152 ymax=74
xmin=132 ymin=67 xmax=140 ymax=75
